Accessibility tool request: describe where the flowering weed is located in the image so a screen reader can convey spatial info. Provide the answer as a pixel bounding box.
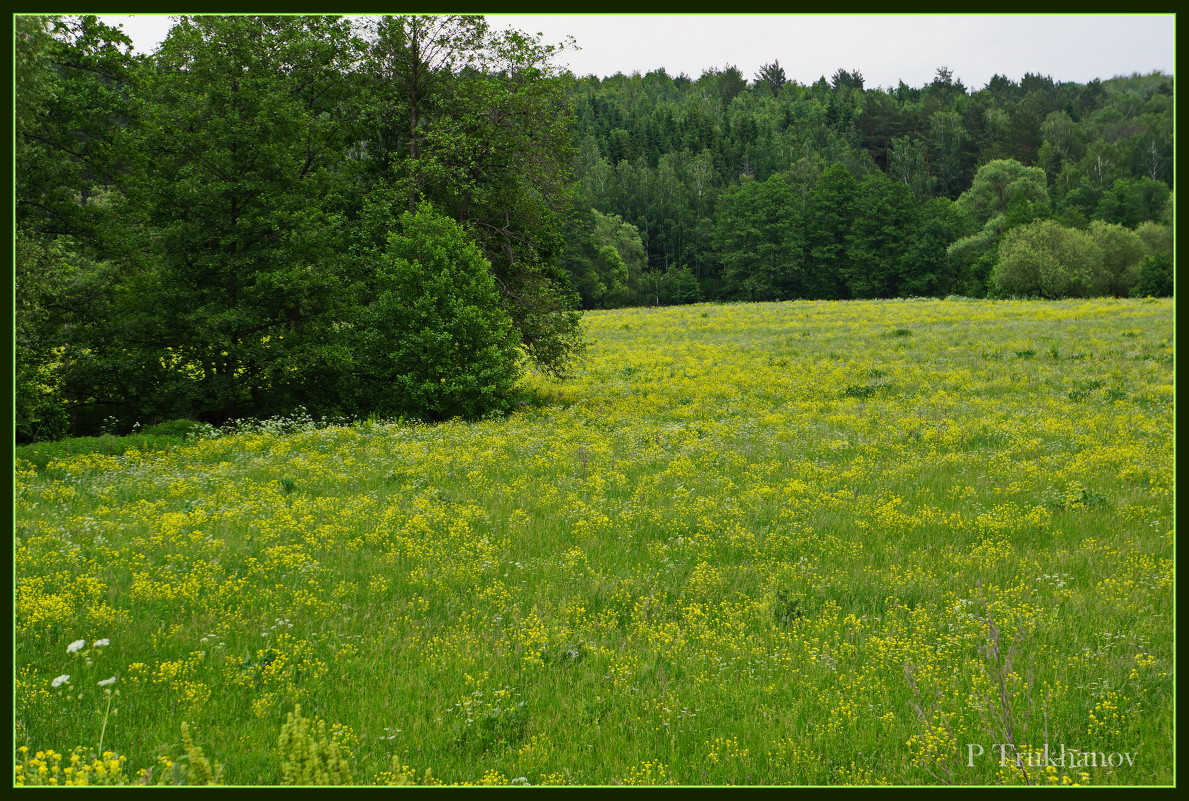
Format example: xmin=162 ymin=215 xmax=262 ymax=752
xmin=14 ymin=298 xmax=1173 ymax=785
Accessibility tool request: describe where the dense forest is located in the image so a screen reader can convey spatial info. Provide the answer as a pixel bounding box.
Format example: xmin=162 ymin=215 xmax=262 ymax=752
xmin=561 ymin=63 xmax=1173 ymax=307
xmin=13 ymin=15 xmax=1175 ymax=442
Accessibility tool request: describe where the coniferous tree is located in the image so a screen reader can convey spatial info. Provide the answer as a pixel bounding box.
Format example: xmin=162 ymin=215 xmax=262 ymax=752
xmin=755 ymin=60 xmax=787 ymax=97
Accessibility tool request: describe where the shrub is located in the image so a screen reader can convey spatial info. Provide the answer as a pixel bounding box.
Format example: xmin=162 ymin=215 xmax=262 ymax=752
xmin=139 ymin=419 xmax=212 ymax=438
xmin=1129 ymin=253 xmax=1174 ymax=298
xmin=990 ymin=219 xmax=1105 ymax=298
xmin=1088 ymin=221 xmax=1147 ymax=296
xmin=343 ymin=207 xmax=522 ymax=422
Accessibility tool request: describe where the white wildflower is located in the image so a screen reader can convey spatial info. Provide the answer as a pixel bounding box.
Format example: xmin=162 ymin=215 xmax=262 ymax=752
xmin=98 ymin=676 xmax=118 ymax=687
xmin=94 ymin=639 xmax=111 ymax=647
xmin=67 ymin=639 xmax=86 ymax=653
xmin=52 ymin=674 xmax=71 ymax=688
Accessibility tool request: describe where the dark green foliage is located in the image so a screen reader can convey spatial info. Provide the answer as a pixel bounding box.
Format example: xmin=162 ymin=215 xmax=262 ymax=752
xmin=803 ymin=164 xmax=860 ymax=299
xmin=354 ymin=15 xmax=582 ymax=377
xmin=139 ymin=419 xmax=212 ymax=438
xmin=129 ymin=15 xmax=361 ymax=425
xmin=14 ymin=16 xmax=59 ymax=127
xmin=15 ymin=233 xmax=71 ymax=443
xmin=714 ymin=173 xmax=806 ymax=300
xmin=342 ymin=208 xmax=522 ymax=421
xmin=565 ymin=67 xmax=1170 ymax=306
xmin=843 ymin=172 xmax=922 ymax=298
xmin=831 ymin=68 xmax=865 ymax=91
xmin=1096 ymin=177 xmax=1171 ymax=228
xmin=14 ymin=14 xmax=583 ymax=441
xmin=651 ymin=265 xmax=704 ymax=306
xmin=900 ymin=198 xmax=966 ymax=297
xmin=928 ymin=110 xmax=973 ymax=199
xmin=754 ymin=61 xmax=787 ymax=97
xmin=16 ymin=15 xmax=138 ymax=253
xmin=13 ymin=16 xmax=146 ymax=440
xmin=1129 ymin=254 xmax=1174 ymax=298
xmin=562 ymin=209 xmax=647 ymax=308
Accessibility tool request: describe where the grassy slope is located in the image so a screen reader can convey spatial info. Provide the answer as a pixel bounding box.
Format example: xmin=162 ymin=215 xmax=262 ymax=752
xmin=14 ymin=298 xmax=1174 ymax=786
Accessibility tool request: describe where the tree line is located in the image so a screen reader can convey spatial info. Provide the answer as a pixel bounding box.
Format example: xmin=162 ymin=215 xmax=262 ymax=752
xmin=559 ymin=63 xmax=1173 ymax=307
xmin=16 ymin=15 xmax=583 ymax=442
xmin=14 ymin=16 xmax=1175 ymax=443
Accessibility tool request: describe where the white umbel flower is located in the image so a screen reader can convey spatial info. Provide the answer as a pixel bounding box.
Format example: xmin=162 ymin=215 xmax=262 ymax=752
xmin=67 ymin=639 xmax=86 ymax=653
xmin=94 ymin=639 xmax=111 ymax=647
xmin=98 ymin=676 xmax=117 ymax=687
xmin=52 ymin=674 xmax=71 ymax=688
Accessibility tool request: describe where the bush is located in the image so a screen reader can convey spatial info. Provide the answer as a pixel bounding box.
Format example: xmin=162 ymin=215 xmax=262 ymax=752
xmin=343 ymin=207 xmax=522 ymax=422
xmin=990 ymin=219 xmax=1105 ymax=298
xmin=1088 ymin=221 xmax=1147 ymax=296
xmin=140 ymin=419 xmax=212 ymax=438
xmin=1129 ymin=253 xmax=1174 ymax=298
xmin=1135 ymin=221 xmax=1172 ymax=259
xmin=646 ymin=265 xmax=703 ymax=306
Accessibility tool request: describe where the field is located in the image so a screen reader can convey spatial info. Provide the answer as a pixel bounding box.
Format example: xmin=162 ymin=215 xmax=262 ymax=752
xmin=14 ymin=297 xmax=1174 ymax=786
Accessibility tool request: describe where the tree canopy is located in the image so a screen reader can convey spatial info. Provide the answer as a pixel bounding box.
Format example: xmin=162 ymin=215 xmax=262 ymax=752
xmin=14 ymin=14 xmax=584 ymax=441
xmin=560 ymin=63 xmax=1172 ymax=307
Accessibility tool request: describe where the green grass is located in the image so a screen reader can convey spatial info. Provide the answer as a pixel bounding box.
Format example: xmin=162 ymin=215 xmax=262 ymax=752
xmin=14 ymin=298 xmax=1174 ymax=786
xmin=15 ymin=420 xmax=212 ymax=470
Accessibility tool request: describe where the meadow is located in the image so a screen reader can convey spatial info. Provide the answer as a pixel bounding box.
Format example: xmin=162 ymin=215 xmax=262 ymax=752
xmin=14 ymin=297 xmax=1174 ymax=786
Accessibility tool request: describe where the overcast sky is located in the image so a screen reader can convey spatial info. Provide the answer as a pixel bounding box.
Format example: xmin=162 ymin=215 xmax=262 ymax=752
xmin=94 ymin=14 xmax=1174 ymax=90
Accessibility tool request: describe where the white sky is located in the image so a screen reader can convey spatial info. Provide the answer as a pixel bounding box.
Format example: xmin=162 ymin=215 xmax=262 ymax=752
xmin=94 ymin=14 xmax=1174 ymax=90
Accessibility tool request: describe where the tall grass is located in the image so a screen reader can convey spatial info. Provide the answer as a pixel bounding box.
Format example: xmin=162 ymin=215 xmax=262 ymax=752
xmin=14 ymin=297 xmax=1173 ymax=786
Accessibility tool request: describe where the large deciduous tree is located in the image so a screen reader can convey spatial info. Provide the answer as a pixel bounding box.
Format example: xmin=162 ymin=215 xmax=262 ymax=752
xmin=843 ymin=171 xmax=923 ymax=298
xmin=955 ymin=158 xmax=1049 ymax=228
xmin=14 ymin=15 xmax=143 ymax=439
xmin=944 ymin=158 xmax=1052 ymax=295
xmin=130 ymin=15 xmax=362 ymax=423
xmin=990 ymin=220 xmax=1106 ymax=298
xmin=16 ymin=15 xmax=137 ymax=251
xmin=1087 ymin=220 xmax=1148 ymax=297
xmin=356 ymin=15 xmax=583 ymax=376
xmin=803 ymin=163 xmax=859 ymax=299
xmin=714 ymin=172 xmax=806 ymax=300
